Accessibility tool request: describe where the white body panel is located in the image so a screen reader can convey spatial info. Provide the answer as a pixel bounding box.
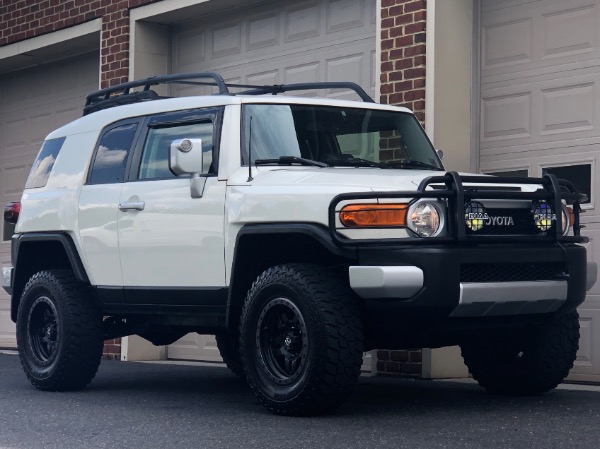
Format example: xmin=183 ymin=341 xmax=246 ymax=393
xmin=118 ymin=177 xmax=226 ymax=287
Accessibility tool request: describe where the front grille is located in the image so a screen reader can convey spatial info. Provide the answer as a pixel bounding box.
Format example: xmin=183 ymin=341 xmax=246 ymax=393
xmin=465 ymin=208 xmax=549 ymax=236
xmin=460 ymin=262 xmax=567 ymax=283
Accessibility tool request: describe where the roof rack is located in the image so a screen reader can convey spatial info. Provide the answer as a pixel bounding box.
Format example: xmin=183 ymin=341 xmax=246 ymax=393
xmin=83 ymin=72 xmax=375 ymax=115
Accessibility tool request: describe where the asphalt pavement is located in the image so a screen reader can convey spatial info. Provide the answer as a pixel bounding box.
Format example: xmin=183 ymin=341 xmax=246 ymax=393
xmin=1 ymin=352 xmax=599 ymax=449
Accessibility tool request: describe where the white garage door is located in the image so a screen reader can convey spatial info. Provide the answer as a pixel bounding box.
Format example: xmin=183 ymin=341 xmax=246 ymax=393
xmin=479 ymin=0 xmax=600 ymax=381
xmin=166 ymin=0 xmax=376 ymax=361
xmin=0 ymin=53 xmax=99 ymax=349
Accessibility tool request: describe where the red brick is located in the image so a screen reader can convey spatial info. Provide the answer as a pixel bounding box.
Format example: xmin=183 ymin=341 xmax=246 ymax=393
xmin=404 ymin=1 xmax=426 ymax=13
xmin=394 ymin=80 xmax=412 ymax=92
xmin=404 ymin=67 xmax=425 ymax=79
xmin=404 ymin=44 xmax=426 ymax=57
xmin=404 ymin=89 xmax=424 ymax=101
xmin=390 ymin=350 xmax=409 ymax=362
xmin=395 ymin=35 xmax=414 ymax=47
xmin=406 ymin=22 xmax=425 ymax=35
xmin=394 ymin=13 xmax=413 ymax=26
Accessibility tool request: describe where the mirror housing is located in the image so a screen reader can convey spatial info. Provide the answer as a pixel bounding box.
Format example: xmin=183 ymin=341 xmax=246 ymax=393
xmin=170 ymin=138 xmax=204 ymax=175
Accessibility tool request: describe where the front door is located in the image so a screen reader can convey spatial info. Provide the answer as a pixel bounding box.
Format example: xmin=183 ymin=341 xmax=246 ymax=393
xmin=117 ymin=109 xmax=226 ymax=296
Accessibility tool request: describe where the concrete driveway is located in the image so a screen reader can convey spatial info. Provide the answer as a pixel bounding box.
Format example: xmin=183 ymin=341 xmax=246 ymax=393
xmin=0 ymin=352 xmax=599 ymax=449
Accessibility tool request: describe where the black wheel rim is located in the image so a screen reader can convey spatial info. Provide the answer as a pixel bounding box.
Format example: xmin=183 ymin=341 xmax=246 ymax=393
xmin=256 ymin=297 xmax=309 ymax=385
xmin=27 ymin=296 xmax=59 ymax=365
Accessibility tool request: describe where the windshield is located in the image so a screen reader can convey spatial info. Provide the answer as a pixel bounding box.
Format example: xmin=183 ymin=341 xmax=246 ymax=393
xmin=242 ymin=104 xmax=442 ymax=170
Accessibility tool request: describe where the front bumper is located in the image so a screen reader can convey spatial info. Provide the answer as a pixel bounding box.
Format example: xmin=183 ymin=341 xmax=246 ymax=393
xmin=2 ymin=266 xmax=13 ymax=295
xmin=350 ymin=243 xmax=590 ymax=324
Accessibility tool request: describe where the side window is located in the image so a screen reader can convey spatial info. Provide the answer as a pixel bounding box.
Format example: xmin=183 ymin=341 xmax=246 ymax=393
xmin=25 ymin=137 xmax=66 ymax=189
xmin=88 ymin=123 xmax=138 ymax=185
xmin=138 ymin=121 xmax=214 ymax=180
xmin=543 ymin=164 xmax=592 ymax=204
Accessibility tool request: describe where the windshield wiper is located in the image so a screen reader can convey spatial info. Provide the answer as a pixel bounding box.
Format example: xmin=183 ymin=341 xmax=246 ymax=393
xmin=255 ymin=156 xmax=328 ymax=167
xmin=326 ymin=157 xmax=390 ymax=169
xmin=383 ymin=160 xmax=443 ymax=171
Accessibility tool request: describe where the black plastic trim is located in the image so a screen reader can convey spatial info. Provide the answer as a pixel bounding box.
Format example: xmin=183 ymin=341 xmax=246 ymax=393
xmin=96 ymin=286 xmax=228 ymax=315
xmin=356 ymin=243 xmax=587 ymax=347
xmin=13 ymin=232 xmax=89 ymax=283
xmin=235 ymin=223 xmax=356 ymax=259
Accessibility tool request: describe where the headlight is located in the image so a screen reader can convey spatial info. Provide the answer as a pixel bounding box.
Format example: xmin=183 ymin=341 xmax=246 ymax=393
xmin=561 ymin=205 xmax=573 ymax=236
xmin=407 ymin=201 xmax=443 ymax=237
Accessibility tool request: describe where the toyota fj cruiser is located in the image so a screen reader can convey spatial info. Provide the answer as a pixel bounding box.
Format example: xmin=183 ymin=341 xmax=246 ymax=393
xmin=2 ymin=72 xmax=596 ymax=416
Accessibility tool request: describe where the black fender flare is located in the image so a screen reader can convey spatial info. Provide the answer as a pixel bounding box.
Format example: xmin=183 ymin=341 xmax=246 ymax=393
xmin=225 ymin=222 xmax=357 ymax=329
xmin=10 ymin=232 xmax=89 ymax=322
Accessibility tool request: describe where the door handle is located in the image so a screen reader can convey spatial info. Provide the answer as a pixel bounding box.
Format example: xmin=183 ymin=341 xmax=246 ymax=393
xmin=119 ymin=201 xmax=145 ymax=211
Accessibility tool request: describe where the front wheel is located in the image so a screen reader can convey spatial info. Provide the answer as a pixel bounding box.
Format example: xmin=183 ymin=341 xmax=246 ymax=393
xmin=16 ymin=270 xmax=103 ymax=391
xmin=239 ymin=264 xmax=364 ymax=416
xmin=460 ymin=311 xmax=580 ymax=395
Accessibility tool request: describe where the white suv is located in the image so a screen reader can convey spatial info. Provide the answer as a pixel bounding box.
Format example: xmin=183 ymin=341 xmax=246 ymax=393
xmin=2 ymin=73 xmax=596 ymax=416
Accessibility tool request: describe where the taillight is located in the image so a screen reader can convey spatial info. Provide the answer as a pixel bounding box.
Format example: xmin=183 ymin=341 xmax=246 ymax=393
xmin=4 ymin=202 xmax=21 ymax=225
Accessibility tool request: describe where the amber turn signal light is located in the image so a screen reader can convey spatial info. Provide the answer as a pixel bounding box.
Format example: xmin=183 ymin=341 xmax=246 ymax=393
xmin=339 ymin=203 xmax=408 ymax=227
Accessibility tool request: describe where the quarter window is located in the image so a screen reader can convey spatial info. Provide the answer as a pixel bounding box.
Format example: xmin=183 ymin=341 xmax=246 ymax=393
xmin=88 ymin=123 xmax=138 ymax=184
xmin=25 ymin=137 xmax=66 ymax=189
xmin=138 ymin=121 xmax=214 ymax=180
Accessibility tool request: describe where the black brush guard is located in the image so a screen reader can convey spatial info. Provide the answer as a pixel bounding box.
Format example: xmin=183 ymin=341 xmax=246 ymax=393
xmin=328 ymin=171 xmax=587 ymax=246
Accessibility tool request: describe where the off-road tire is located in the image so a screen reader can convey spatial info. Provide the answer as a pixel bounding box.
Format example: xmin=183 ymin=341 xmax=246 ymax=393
xmin=239 ymin=264 xmax=364 ymax=416
xmin=16 ymin=270 xmax=103 ymax=391
xmin=460 ymin=311 xmax=580 ymax=395
xmin=215 ymin=332 xmax=243 ymax=378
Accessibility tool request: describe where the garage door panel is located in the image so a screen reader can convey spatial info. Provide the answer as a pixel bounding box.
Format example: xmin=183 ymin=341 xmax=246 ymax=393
xmin=0 ymin=53 xmax=99 ymax=349
xmin=247 ymin=12 xmax=280 ymax=51
xmin=481 ymin=69 xmax=600 ymax=154
xmin=482 ymin=0 xmax=600 ymax=82
xmin=168 ymin=0 xmax=374 ymax=361
xmin=286 ymin=1 xmax=321 ymax=42
xmin=481 ymin=0 xmax=600 ymax=379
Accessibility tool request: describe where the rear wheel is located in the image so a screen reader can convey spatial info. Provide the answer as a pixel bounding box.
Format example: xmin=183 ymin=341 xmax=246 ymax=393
xmin=239 ymin=264 xmax=364 ymax=416
xmin=460 ymin=311 xmax=580 ymax=395
xmin=16 ymin=270 xmax=103 ymax=391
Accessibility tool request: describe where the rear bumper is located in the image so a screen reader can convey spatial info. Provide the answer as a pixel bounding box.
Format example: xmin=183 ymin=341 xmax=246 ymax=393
xmin=2 ymin=266 xmax=13 ymax=295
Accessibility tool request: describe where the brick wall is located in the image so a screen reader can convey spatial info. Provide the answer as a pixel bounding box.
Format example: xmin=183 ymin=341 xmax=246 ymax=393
xmin=0 ymin=0 xmax=160 ymax=88
xmin=378 ymin=0 xmax=427 ymax=376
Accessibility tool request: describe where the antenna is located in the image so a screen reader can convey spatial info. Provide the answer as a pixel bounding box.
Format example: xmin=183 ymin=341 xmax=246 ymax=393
xmin=247 ymin=116 xmax=254 ymax=182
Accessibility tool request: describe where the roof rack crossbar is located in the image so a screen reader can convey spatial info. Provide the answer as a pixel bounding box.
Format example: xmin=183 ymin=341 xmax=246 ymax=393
xmin=85 ymin=72 xmax=229 ymax=106
xmin=237 ymin=81 xmax=375 ymax=102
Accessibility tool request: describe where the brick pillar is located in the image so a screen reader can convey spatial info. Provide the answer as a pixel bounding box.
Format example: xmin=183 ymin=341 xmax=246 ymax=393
xmin=378 ymin=0 xmax=427 ymax=376
xmin=103 ymin=338 xmax=122 ymax=360
xmin=101 ymin=3 xmax=131 ymax=88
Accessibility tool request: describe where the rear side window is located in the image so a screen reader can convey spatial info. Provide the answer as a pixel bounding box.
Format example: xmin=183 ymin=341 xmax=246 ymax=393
xmin=25 ymin=137 xmax=66 ymax=189
xmin=88 ymin=123 xmax=138 ymax=184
